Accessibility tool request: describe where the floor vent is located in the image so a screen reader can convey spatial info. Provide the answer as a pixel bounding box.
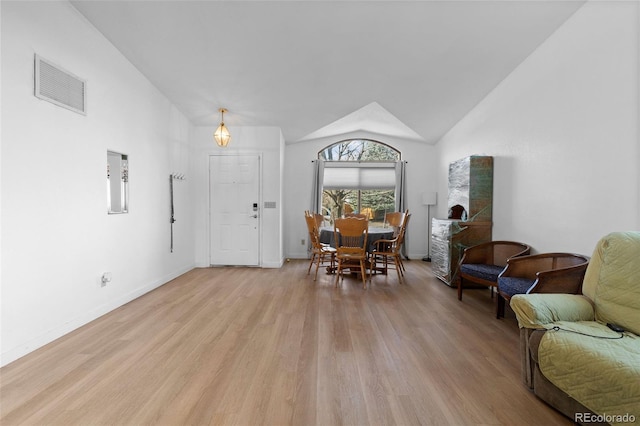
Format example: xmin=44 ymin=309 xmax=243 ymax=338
xmin=34 ymin=55 xmax=86 ymax=115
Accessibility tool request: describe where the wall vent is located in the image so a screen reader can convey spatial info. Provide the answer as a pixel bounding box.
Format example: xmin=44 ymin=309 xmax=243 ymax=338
xmin=34 ymin=55 xmax=86 ymax=115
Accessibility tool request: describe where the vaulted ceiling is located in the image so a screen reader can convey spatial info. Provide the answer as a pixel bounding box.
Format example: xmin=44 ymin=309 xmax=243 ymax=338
xmin=70 ymin=1 xmax=584 ymax=144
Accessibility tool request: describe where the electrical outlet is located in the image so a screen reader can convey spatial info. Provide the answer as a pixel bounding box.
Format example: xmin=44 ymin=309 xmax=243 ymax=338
xmin=301 ymin=239 xmax=305 ymax=245
xmin=101 ymin=272 xmax=112 ymax=287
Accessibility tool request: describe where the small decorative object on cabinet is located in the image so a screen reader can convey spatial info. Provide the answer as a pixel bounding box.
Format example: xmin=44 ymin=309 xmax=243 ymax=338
xmin=432 ymin=155 xmax=493 ymax=286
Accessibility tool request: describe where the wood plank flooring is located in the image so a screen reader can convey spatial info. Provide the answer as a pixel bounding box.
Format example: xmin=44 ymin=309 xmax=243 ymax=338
xmin=0 ymin=260 xmax=571 ymax=425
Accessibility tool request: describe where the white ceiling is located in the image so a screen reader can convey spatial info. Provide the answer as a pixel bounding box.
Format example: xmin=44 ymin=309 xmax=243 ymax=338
xmin=70 ymin=0 xmax=585 ymax=144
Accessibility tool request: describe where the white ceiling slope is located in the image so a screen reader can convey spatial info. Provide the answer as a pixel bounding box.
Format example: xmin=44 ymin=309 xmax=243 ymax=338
xmin=297 ymin=102 xmax=426 ymax=144
xmin=70 ymin=0 xmax=585 ymax=144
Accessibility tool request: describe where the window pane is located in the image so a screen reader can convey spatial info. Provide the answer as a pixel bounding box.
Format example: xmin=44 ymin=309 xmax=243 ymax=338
xmin=361 ymin=190 xmax=395 ymax=225
xmin=318 ymin=139 xmax=401 ymax=225
xmin=322 ymin=189 xmax=356 ymax=222
xmin=319 ymin=139 xmax=399 ymax=161
xmin=322 ymin=189 xmax=394 ymax=226
xmin=323 ymin=165 xmax=396 ymax=190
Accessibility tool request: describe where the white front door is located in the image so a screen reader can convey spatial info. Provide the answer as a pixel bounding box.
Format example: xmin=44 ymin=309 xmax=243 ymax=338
xmin=209 ymin=155 xmax=260 ymax=266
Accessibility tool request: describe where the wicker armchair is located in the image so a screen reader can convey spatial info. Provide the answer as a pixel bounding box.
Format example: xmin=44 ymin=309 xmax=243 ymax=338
xmin=497 ymin=252 xmax=589 ymax=318
xmin=458 ymin=241 xmax=531 ymax=301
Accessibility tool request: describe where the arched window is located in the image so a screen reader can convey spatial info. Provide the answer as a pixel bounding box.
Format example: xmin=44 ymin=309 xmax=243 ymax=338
xmin=315 ymin=140 xmax=404 ymax=225
xmin=318 ymin=139 xmax=400 ymax=161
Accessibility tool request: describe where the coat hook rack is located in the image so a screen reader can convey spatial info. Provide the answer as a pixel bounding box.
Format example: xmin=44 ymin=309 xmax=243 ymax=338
xmin=169 ymin=173 xmax=186 ymax=253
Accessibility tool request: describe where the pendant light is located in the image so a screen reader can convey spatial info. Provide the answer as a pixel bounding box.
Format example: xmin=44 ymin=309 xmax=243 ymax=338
xmin=214 ymin=108 xmax=231 ymax=147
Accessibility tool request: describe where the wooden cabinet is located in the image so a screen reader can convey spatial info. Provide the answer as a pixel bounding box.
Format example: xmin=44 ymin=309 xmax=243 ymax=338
xmin=447 ymin=155 xmax=493 ymax=220
xmin=432 ymin=155 xmax=494 ymax=286
xmin=432 ymin=219 xmax=492 ymax=286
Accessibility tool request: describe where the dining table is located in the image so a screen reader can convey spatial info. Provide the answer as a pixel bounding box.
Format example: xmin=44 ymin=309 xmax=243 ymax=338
xmin=319 ymin=226 xmax=395 ymax=254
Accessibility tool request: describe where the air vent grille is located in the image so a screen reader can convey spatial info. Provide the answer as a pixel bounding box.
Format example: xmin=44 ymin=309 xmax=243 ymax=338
xmin=35 ymin=55 xmax=86 ymax=115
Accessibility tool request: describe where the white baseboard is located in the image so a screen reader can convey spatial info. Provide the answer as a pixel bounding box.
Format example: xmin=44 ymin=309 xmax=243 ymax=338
xmin=262 ymin=259 xmax=284 ymax=268
xmin=286 ymin=251 xmax=309 ymax=260
xmin=0 ymin=264 xmax=195 ymax=367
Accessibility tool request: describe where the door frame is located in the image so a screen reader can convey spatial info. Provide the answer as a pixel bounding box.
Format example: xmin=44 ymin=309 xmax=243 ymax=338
xmin=208 ymin=153 xmax=262 ymax=267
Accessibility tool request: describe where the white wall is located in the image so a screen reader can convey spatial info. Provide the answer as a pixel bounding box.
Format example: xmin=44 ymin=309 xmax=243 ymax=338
xmin=191 ymin=126 xmax=285 ymax=268
xmin=1 ymin=2 xmax=195 ymax=366
xmin=284 ymin=132 xmax=438 ymax=260
xmin=435 ymin=1 xmax=640 ymax=256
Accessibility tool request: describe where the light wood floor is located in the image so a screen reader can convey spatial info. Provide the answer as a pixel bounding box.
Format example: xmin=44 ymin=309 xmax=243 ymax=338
xmin=1 ymin=260 xmax=570 ymax=426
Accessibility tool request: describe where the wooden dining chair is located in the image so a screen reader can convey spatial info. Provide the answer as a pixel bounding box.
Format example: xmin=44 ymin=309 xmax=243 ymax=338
xmin=333 ymin=217 xmax=369 ymax=289
xmin=305 ymin=210 xmax=325 ymax=228
xmin=372 ymin=213 xmax=411 ymax=283
xmin=384 ymin=211 xmax=406 ymax=237
xmin=304 ymin=212 xmax=336 ymax=281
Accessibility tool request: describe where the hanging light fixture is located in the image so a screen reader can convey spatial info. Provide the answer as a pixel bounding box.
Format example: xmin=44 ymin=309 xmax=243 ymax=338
xmin=214 ymin=108 xmax=231 ymax=147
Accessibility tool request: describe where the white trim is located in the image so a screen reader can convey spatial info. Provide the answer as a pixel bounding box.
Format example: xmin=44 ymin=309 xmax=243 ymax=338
xmin=323 ymin=161 xmax=396 ymax=168
xmin=1 ymin=264 xmax=195 ymax=367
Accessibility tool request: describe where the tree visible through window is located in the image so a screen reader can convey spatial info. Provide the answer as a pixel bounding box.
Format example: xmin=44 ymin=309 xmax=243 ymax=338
xmin=319 ymin=140 xmax=400 ymax=225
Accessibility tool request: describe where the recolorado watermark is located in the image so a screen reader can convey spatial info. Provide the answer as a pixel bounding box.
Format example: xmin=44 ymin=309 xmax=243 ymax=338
xmin=575 ymin=412 xmax=636 ymax=423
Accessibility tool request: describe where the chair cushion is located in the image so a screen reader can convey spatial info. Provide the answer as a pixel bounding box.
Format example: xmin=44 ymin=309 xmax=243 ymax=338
xmin=499 ymin=277 xmax=536 ymax=298
xmin=460 ymin=264 xmax=505 ymax=282
xmin=584 ymin=231 xmax=640 ymax=336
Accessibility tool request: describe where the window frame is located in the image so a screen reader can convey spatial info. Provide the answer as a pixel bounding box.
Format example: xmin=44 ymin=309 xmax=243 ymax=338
xmin=317 ymin=139 xmax=402 ymax=223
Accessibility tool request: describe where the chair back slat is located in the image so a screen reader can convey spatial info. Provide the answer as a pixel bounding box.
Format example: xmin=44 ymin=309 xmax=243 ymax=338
xmin=312 ymin=213 xmax=324 ymax=228
xmin=344 ymin=213 xmax=368 ymax=219
xmin=334 ymin=217 xmax=368 ymax=253
xmin=390 ymin=213 xmax=411 ymax=253
xmin=333 ymin=217 xmax=370 ymax=288
xmin=397 ymin=213 xmax=411 ymax=245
